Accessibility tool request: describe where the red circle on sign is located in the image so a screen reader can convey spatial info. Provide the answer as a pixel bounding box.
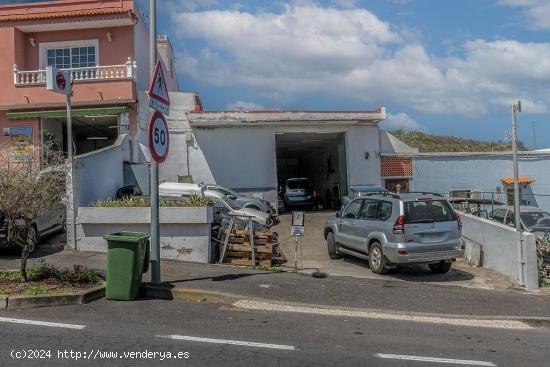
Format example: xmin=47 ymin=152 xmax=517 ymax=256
xmin=148 ymin=111 xmax=170 ymax=163
xmin=56 ymin=71 xmax=66 ymax=90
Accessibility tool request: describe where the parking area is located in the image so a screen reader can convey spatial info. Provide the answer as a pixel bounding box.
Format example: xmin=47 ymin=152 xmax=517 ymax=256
xmin=273 ymin=211 xmax=518 ymax=291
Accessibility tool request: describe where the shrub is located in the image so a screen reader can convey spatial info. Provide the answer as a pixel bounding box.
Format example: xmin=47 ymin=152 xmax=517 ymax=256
xmin=93 ymin=194 xmax=212 ymax=208
xmin=25 ymin=260 xmax=104 ymax=284
xmin=0 ymin=269 xmax=22 ymax=282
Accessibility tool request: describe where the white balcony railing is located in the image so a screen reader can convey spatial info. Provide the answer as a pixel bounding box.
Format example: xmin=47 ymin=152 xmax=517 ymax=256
xmin=13 ymin=57 xmax=136 ymax=86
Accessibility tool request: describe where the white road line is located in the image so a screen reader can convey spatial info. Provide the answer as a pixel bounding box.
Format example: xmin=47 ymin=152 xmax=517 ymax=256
xmin=375 ymin=353 xmax=496 ymax=366
xmin=234 ymin=300 xmax=532 ymax=330
xmin=0 ymin=316 xmax=85 ymax=330
xmin=157 ymin=335 xmax=296 ymax=351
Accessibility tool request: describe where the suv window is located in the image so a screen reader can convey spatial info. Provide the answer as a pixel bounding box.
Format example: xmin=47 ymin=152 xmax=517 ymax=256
xmin=359 ymin=200 xmax=378 ymax=219
xmin=344 ymin=200 xmax=362 ymax=219
xmin=378 ymin=201 xmax=392 ymax=220
xmin=490 ymin=209 xmax=507 ymax=223
xmin=404 ymin=200 xmax=454 ymax=224
xmin=287 ymin=179 xmax=310 ymax=190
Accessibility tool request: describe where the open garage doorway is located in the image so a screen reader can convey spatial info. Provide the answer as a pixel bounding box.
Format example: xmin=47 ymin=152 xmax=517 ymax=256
xmin=276 ymin=132 xmax=347 ymax=211
xmin=41 ymin=115 xmax=119 ymax=156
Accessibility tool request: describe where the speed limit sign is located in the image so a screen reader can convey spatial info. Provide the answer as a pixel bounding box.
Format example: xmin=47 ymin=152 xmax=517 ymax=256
xmin=148 ymin=111 xmax=170 ymax=163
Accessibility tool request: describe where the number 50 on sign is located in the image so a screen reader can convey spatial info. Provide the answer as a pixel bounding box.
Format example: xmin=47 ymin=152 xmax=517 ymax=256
xmin=148 ymin=111 xmax=170 ymax=163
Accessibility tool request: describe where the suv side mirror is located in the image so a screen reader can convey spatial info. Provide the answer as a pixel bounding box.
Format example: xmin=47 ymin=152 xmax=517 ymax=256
xmin=335 ymin=210 xmax=342 ymax=218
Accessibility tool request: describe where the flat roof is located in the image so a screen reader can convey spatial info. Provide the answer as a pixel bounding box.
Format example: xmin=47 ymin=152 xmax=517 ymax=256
xmin=187 ymin=108 xmax=386 ymax=127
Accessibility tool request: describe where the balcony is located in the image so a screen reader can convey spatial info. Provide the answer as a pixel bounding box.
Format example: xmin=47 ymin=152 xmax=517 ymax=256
xmin=13 ymin=58 xmax=136 ymax=87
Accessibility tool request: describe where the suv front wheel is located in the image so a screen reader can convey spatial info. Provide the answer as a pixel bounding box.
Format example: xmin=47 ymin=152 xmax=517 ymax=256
xmin=428 ymin=260 xmax=452 ymax=274
xmin=326 ymin=232 xmax=341 ymax=259
xmin=368 ymin=242 xmax=388 ymax=274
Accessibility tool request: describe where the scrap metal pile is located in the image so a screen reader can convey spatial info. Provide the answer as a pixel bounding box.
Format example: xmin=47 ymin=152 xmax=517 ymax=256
xmin=212 ymin=213 xmax=286 ymax=266
xmin=536 ymin=235 xmax=550 ymax=286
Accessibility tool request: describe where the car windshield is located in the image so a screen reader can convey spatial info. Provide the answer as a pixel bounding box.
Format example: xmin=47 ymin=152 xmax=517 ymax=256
xmin=222 ymin=196 xmax=242 ymax=210
xmin=520 ymin=211 xmax=550 ymax=228
xmin=404 ymin=200 xmax=454 ymax=224
xmin=287 ymin=179 xmax=310 ymax=190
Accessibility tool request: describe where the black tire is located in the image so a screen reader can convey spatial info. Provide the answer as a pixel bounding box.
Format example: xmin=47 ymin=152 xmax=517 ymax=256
xmin=368 ymin=242 xmax=388 ymax=274
xmin=429 ymin=261 xmax=452 ymax=274
xmin=326 ymin=232 xmax=341 ymax=259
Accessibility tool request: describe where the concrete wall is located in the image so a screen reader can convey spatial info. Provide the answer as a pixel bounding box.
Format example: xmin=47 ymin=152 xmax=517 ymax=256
xmin=346 ymin=125 xmax=381 ymax=186
xmin=413 ymin=154 xmax=550 ymax=209
xmin=76 ymin=207 xmax=213 ymax=263
xmin=461 ymin=213 xmax=538 ymax=290
xmin=74 ymin=134 xmax=130 ymax=207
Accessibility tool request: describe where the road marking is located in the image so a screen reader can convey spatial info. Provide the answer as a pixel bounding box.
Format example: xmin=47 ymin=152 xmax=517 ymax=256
xmin=375 ymin=353 xmax=496 ymax=366
xmin=234 ymin=300 xmax=532 ymax=330
xmin=157 ymin=335 xmax=296 ymax=351
xmin=0 ymin=316 xmax=85 ymax=330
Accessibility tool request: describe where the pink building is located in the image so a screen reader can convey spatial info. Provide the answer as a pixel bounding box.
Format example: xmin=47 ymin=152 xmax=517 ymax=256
xmin=0 ymin=0 xmax=179 ymax=159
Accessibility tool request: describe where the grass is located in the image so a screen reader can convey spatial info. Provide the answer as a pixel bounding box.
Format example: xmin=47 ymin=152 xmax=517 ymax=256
xmin=22 ymin=285 xmax=48 ymax=296
xmin=0 ymin=290 xmax=11 ymax=296
xmin=93 ymin=194 xmax=212 ymax=208
xmin=0 ymin=269 xmax=22 ymax=282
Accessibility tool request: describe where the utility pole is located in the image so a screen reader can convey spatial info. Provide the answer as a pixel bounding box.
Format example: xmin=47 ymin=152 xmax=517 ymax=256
xmin=531 ymin=121 xmax=537 ymax=149
xmin=66 ymin=92 xmax=76 ymax=251
xmin=149 ymin=0 xmax=160 ymax=285
xmin=511 ymin=101 xmax=524 ymax=286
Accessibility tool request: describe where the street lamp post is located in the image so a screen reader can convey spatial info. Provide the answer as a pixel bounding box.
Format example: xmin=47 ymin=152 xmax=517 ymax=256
xmin=511 ymin=101 xmax=524 ymax=286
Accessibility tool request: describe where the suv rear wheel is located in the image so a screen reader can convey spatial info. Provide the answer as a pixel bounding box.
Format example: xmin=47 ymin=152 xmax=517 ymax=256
xmin=368 ymin=242 xmax=388 ymax=274
xmin=428 ymin=260 xmax=452 ymax=274
xmin=326 ymin=232 xmax=341 ymax=259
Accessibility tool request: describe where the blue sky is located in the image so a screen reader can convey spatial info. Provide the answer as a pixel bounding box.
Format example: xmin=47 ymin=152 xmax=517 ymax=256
xmin=7 ymin=0 xmax=550 ymax=146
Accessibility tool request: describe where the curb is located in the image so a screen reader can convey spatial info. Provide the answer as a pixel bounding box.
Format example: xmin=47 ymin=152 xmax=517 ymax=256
xmin=1 ymin=285 xmax=105 ymax=310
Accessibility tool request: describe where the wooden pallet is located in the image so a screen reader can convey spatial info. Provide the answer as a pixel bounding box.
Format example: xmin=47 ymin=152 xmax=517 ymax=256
xmin=220 ymin=228 xmax=276 ymax=266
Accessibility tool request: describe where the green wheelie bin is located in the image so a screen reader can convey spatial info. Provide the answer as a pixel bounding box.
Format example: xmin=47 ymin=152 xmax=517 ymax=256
xmin=104 ymin=232 xmax=150 ymax=300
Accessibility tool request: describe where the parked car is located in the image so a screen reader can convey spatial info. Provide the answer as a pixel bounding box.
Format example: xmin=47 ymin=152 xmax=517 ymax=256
xmin=160 ymin=190 xmax=273 ymax=226
xmin=0 ymin=208 xmax=65 ymax=253
xmin=342 ymin=185 xmax=389 ymax=208
xmin=489 ymin=205 xmax=550 ymax=239
xmin=280 ymin=178 xmax=317 ymax=211
xmin=159 ymin=182 xmax=276 ymax=213
xmin=203 ymin=184 xmax=276 ymax=215
xmin=324 ymin=193 xmax=464 ymax=274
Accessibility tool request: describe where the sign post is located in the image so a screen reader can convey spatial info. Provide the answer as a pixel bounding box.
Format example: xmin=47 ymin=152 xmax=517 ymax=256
xmin=148 ymin=0 xmax=171 ymax=285
xmin=46 ymin=66 xmax=76 ymax=250
xmin=291 ymin=211 xmax=305 ymax=272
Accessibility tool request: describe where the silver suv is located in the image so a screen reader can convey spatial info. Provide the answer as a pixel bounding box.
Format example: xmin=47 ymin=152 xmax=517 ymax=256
xmin=324 ymin=193 xmax=464 ymax=274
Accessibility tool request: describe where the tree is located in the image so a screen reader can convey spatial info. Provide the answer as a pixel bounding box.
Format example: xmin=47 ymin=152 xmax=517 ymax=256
xmin=0 ymin=145 xmax=67 ymax=281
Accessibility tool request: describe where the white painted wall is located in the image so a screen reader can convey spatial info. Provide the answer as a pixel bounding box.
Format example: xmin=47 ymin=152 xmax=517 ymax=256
xmin=74 ymin=134 xmax=130 ymax=207
xmin=461 ymin=212 xmax=538 ymax=290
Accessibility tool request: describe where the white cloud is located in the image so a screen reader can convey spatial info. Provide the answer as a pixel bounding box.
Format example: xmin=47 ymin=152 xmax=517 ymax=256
xmin=225 ymin=100 xmax=265 ymax=111
xmin=382 ymin=112 xmax=428 ymax=132
xmin=171 ymin=3 xmax=550 ymax=116
xmin=498 ymin=0 xmax=550 ymax=29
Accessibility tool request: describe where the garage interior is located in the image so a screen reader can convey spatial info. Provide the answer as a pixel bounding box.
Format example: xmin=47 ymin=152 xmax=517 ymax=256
xmin=275 ymin=132 xmax=347 ymax=210
xmin=41 ymin=115 xmax=119 ymax=156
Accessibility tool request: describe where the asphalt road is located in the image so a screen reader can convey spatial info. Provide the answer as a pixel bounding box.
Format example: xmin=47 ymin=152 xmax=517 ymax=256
xmin=1 ymin=298 xmax=549 ymax=367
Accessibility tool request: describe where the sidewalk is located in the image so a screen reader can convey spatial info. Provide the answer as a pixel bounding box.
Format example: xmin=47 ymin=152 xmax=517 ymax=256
xmin=1 ymin=242 xmax=550 ymax=319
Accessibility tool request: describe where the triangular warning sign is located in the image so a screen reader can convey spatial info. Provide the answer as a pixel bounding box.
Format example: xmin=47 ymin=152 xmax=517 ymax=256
xmin=148 ymin=60 xmax=170 ymax=108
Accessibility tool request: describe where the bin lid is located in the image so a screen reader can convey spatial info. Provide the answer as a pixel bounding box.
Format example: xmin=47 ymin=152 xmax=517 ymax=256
xmin=103 ymin=231 xmax=150 ymax=243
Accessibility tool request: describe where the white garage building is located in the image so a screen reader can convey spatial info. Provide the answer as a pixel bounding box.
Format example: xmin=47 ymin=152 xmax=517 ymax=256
xmin=159 ymin=93 xmax=386 ymax=207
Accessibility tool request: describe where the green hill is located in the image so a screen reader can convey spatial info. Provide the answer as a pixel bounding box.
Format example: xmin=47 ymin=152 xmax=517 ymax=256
xmin=391 ymin=130 xmax=527 ymax=153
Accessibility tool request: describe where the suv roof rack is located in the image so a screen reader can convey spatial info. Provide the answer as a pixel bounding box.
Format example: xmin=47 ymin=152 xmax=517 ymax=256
xmin=362 ymin=192 xmax=401 ymax=199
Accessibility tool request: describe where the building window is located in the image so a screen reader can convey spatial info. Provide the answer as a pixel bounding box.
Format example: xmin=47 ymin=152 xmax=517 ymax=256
xmin=40 ymin=40 xmax=99 ymax=69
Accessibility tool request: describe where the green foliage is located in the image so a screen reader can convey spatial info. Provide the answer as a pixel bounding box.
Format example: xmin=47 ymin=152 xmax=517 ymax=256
xmin=93 ymin=194 xmax=212 ymax=208
xmin=390 ymin=130 xmax=527 ymax=153
xmin=0 ymin=269 xmax=22 ymax=282
xmin=26 ymin=260 xmax=104 ymax=284
xmin=22 ymin=285 xmax=48 ymax=296
xmin=0 ymin=290 xmax=11 ymax=296
xmin=539 ymin=269 xmax=550 ymax=288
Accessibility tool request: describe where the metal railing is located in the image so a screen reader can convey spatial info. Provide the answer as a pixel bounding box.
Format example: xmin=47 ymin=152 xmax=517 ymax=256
xmin=13 ymin=57 xmax=136 ymax=86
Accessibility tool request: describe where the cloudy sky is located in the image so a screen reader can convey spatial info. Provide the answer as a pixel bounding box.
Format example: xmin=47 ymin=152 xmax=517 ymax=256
xmin=9 ymin=0 xmax=550 ymax=145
